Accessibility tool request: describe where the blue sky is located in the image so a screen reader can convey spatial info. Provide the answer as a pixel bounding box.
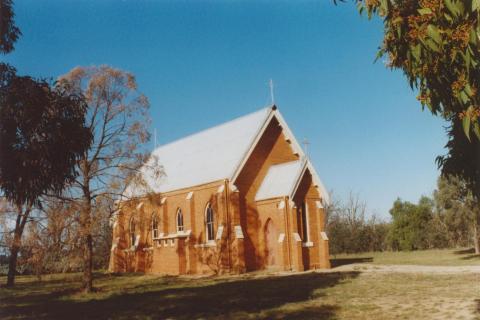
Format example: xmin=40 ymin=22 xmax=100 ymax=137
xmin=4 ymin=0 xmax=447 ymax=218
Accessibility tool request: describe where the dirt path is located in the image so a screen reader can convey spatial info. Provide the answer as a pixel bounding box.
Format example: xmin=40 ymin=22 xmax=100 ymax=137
xmin=328 ymin=263 xmax=480 ymax=274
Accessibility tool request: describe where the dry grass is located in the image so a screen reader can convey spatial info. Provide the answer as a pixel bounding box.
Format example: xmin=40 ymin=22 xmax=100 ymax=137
xmin=0 ymin=249 xmax=479 ymax=319
xmin=1 ymin=271 xmax=479 ymax=319
xmin=331 ymin=248 xmax=480 ymax=267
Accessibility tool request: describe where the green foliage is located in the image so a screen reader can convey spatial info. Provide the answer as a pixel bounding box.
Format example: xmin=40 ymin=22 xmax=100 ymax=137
xmin=345 ymin=0 xmax=480 ymax=248
xmin=388 ymin=197 xmax=435 ymax=250
xmin=0 ymin=64 xmax=92 ymax=206
xmin=327 ymin=193 xmax=390 ymax=254
xmin=0 ymin=0 xmax=21 ymax=54
xmin=329 ymin=179 xmax=477 ymax=254
xmin=434 ymin=175 xmax=478 ymax=247
xmin=354 ymin=0 xmax=480 ymax=140
xmin=437 ymin=119 xmax=480 ymax=199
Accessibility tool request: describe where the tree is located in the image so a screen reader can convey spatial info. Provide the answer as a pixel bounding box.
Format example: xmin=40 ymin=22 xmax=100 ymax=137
xmin=58 ymin=66 xmax=151 ymax=292
xmin=0 ymin=65 xmax=91 ymax=286
xmin=436 ymin=148 xmax=480 ymax=254
xmin=326 ymin=192 xmax=389 ymax=254
xmin=13 ymin=198 xmax=86 ymax=277
xmin=388 ymin=196 xmax=434 ymax=251
xmin=347 ymin=0 xmax=480 ymax=140
xmin=0 ymin=0 xmax=21 ymax=54
xmin=339 ymin=0 xmax=480 ymax=251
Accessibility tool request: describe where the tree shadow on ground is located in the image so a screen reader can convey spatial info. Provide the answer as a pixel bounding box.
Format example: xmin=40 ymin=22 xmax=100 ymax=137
xmin=330 ymin=257 xmax=373 ymax=268
xmin=460 ymin=254 xmax=480 ymax=260
xmin=1 ymin=271 xmax=359 ymax=320
xmin=453 ymin=248 xmax=475 ymax=254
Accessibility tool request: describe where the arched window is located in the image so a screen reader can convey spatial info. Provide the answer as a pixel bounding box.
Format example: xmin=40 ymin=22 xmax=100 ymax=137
xmin=299 ymin=202 xmax=310 ymax=242
xmin=205 ymin=203 xmax=215 ymax=242
xmin=176 ymin=208 xmax=184 ymax=232
xmin=129 ymin=217 xmax=136 ymax=247
xmin=151 ymin=213 xmax=159 ymax=239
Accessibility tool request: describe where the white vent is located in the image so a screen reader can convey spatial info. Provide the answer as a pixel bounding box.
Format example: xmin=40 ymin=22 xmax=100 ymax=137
xmin=234 ymin=225 xmax=244 ymax=239
xmin=134 ymin=235 xmax=140 ymax=247
xmin=316 ymin=200 xmax=324 ymax=209
xmin=293 ymin=233 xmax=301 ymax=242
xmin=216 ymin=225 xmax=224 ymax=240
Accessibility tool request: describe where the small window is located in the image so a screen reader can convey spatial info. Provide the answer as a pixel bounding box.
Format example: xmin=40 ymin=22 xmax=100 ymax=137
xmin=152 ymin=213 xmax=159 ymax=239
xmin=205 ymin=203 xmax=215 ymax=242
xmin=176 ymin=208 xmax=184 ymax=232
xmin=129 ymin=217 xmax=136 ymax=247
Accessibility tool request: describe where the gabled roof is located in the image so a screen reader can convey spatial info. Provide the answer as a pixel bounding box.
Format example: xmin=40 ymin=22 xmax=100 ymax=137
xmin=124 ymin=105 xmax=330 ymax=204
xmin=255 ymin=160 xmax=304 ymax=201
xmin=124 ymin=107 xmax=271 ymax=197
xmin=255 ymin=159 xmax=328 ymax=204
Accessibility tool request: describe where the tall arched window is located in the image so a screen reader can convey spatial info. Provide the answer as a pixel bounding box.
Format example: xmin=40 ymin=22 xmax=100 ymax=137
xmin=205 ymin=203 xmax=215 ymax=242
xmin=129 ymin=217 xmax=136 ymax=247
xmin=176 ymin=208 xmax=184 ymax=232
xmin=299 ymin=202 xmax=309 ymax=242
xmin=151 ymin=213 xmax=159 ymax=239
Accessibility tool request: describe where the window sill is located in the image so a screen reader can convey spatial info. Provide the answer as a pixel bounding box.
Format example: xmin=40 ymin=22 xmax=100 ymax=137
xmin=302 ymin=241 xmax=314 ymax=248
xmin=153 ymin=230 xmax=191 ymax=241
xmin=194 ymin=242 xmax=217 ymax=248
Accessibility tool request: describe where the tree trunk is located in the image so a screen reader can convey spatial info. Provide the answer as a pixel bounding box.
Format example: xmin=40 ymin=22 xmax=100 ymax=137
xmin=80 ymin=193 xmax=94 ymax=292
xmin=474 ymin=161 xmax=480 ymax=255
xmin=6 ymin=232 xmax=20 ymax=287
xmin=6 ymin=205 xmax=30 ymax=287
xmin=83 ymin=231 xmax=93 ymax=292
xmin=80 ymin=162 xmax=94 ymax=293
xmin=474 ymin=210 xmax=480 ymax=255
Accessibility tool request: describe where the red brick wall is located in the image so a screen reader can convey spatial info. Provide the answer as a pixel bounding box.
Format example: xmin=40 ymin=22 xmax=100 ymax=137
xmin=109 ymin=116 xmax=331 ymax=275
xmin=110 ymin=180 xmax=234 ymax=275
xmin=255 ymin=198 xmax=289 ymax=270
xmin=234 ymin=118 xmax=299 ymax=270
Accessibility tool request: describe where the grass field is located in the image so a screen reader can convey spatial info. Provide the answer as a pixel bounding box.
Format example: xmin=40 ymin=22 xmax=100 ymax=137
xmin=0 ymin=248 xmax=479 ymax=320
xmin=330 ymin=248 xmax=480 ymax=267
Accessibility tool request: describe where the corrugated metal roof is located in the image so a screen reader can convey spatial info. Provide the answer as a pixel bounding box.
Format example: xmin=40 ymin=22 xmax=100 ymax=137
xmin=255 ymin=160 xmax=303 ymax=201
xmin=124 ymin=105 xmax=330 ymax=205
xmin=125 ymin=107 xmax=272 ymax=197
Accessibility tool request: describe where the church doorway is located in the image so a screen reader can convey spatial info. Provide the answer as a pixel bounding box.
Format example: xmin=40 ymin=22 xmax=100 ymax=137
xmin=264 ymin=218 xmax=277 ymax=268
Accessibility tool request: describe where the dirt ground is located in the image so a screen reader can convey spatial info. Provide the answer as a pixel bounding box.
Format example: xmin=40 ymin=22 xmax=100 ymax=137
xmin=330 ymin=263 xmax=480 ymax=274
xmin=1 ymin=252 xmax=479 ymax=319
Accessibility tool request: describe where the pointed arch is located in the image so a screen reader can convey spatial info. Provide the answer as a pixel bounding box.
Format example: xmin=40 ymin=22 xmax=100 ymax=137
xmin=205 ymin=203 xmax=215 ymax=242
xmin=151 ymin=212 xmax=159 ymax=239
xmin=176 ymin=208 xmax=184 ymax=232
xmin=298 ymin=201 xmax=310 ymax=242
xmin=129 ymin=216 xmax=136 ymax=247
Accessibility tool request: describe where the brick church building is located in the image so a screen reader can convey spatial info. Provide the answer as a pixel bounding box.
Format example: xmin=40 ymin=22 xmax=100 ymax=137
xmin=108 ymin=105 xmax=331 ymax=275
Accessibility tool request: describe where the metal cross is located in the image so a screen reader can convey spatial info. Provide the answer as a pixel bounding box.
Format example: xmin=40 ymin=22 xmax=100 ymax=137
xmin=303 ymin=138 xmax=310 ymax=159
xmin=269 ymin=79 xmax=275 ymax=105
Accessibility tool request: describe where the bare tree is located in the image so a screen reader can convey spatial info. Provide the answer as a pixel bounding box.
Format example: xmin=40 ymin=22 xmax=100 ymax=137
xmin=58 ymin=66 xmax=152 ymax=292
xmin=327 ymin=192 xmax=388 ymax=254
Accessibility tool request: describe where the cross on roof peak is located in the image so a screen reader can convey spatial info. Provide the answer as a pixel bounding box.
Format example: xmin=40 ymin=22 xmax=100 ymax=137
xmin=302 ymin=138 xmax=310 ymax=159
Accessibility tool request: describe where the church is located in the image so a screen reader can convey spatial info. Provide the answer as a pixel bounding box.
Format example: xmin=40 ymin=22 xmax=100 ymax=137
xmin=108 ymin=105 xmax=331 ymax=275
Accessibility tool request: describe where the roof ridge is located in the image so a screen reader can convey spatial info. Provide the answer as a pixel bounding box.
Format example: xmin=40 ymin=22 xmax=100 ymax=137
xmin=153 ymin=106 xmax=273 ymax=152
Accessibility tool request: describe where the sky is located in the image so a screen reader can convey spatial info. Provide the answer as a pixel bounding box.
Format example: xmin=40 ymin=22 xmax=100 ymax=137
xmin=4 ymin=0 xmax=447 ymax=219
